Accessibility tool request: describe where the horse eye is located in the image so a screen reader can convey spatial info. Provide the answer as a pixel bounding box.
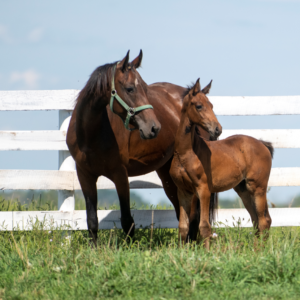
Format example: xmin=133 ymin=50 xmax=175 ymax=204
xmin=196 ymin=105 xmax=202 ymax=110
xmin=126 ymin=87 xmax=134 ymax=93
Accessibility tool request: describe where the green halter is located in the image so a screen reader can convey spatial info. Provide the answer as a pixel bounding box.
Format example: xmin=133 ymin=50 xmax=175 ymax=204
xmin=110 ymin=64 xmax=153 ymax=131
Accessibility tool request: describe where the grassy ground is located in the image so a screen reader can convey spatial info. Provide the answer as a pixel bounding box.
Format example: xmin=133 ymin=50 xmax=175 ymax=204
xmin=1 ymin=224 xmax=300 ymax=299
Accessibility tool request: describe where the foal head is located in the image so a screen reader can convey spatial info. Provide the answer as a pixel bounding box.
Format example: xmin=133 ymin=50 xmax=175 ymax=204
xmin=183 ymin=78 xmax=222 ymax=140
xmin=112 ymin=50 xmax=161 ymax=139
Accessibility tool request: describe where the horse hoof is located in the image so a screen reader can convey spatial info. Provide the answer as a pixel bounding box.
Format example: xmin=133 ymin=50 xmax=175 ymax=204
xmin=121 ymin=218 xmax=135 ymax=238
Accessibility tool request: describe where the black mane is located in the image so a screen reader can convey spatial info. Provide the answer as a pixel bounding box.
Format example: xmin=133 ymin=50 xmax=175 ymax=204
xmin=76 ymin=61 xmax=118 ymax=105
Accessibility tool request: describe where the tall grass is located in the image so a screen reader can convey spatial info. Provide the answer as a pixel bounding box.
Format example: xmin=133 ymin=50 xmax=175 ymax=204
xmin=1 ymin=222 xmax=300 ymax=299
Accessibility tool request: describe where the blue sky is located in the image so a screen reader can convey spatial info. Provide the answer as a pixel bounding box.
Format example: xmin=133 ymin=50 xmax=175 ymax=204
xmin=0 ymin=0 xmax=300 ymax=204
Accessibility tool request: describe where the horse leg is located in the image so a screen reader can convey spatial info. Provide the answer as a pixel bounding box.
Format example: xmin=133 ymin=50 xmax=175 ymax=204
xmin=76 ymin=165 xmax=98 ymax=247
xmin=188 ymin=194 xmax=200 ymax=242
xmin=111 ymin=167 xmax=135 ymax=238
xmin=234 ymin=181 xmax=258 ymax=229
xmin=177 ymin=189 xmax=192 ymax=245
xmin=156 ymin=157 xmax=180 ymax=220
xmin=196 ymin=187 xmax=211 ymax=250
xmin=253 ymin=189 xmax=272 ymax=236
xmin=234 ymin=181 xmax=271 ymax=236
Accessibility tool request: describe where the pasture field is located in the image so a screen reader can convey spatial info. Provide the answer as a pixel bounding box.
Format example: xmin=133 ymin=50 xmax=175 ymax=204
xmin=1 ymin=223 xmax=300 ymax=300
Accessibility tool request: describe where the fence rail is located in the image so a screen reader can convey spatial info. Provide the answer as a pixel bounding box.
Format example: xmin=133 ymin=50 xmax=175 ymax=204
xmin=0 ymin=90 xmax=300 ymax=230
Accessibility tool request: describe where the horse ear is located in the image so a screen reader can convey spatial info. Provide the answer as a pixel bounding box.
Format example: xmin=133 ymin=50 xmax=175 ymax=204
xmin=119 ymin=50 xmax=130 ymax=72
xmin=131 ymin=49 xmax=143 ymax=69
xmin=202 ymin=80 xmax=212 ymax=94
xmin=192 ymin=78 xmax=201 ymax=96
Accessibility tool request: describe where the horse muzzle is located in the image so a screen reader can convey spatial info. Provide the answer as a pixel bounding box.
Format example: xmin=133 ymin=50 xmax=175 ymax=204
xmin=139 ymin=122 xmax=161 ymax=139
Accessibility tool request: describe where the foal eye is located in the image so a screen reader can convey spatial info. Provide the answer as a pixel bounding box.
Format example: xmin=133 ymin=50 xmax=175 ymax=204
xmin=196 ymin=105 xmax=203 ymax=110
xmin=126 ymin=87 xmax=134 ymax=93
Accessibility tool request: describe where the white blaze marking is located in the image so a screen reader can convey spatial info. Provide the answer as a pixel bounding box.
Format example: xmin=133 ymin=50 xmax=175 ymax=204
xmin=135 ymin=78 xmax=138 ymax=86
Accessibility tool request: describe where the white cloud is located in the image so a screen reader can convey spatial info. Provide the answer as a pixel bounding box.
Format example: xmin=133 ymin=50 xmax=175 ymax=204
xmin=28 ymin=28 xmax=44 ymax=42
xmin=10 ymin=70 xmax=41 ymax=89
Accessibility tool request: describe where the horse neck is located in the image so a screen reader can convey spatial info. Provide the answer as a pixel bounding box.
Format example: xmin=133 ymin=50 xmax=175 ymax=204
xmin=174 ymin=110 xmax=196 ymax=156
xmin=76 ymin=95 xmax=111 ymax=152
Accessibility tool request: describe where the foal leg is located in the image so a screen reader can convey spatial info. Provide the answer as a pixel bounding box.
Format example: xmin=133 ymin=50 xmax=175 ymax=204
xmin=197 ymin=187 xmax=212 ymax=250
xmin=156 ymin=157 xmax=180 ymax=220
xmin=110 ymin=167 xmax=135 ymax=238
xmin=253 ymin=190 xmax=272 ymax=235
xmin=76 ymin=165 xmax=98 ymax=247
xmin=188 ymin=194 xmax=200 ymax=241
xmin=177 ymin=189 xmax=192 ymax=245
xmin=234 ymin=181 xmax=271 ymax=236
xmin=234 ymin=181 xmax=258 ymax=229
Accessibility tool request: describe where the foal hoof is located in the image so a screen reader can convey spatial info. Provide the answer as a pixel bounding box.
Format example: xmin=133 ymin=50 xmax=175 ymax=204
xmin=211 ymin=232 xmax=218 ymax=239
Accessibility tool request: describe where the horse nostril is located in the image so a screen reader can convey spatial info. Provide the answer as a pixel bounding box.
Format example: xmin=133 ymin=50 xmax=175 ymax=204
xmin=151 ymin=123 xmax=161 ymax=136
xmin=215 ymin=126 xmax=221 ymax=137
xmin=151 ymin=126 xmax=157 ymax=137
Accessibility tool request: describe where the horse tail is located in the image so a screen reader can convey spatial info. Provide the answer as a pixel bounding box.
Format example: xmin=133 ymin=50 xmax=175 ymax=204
xmin=209 ymin=192 xmax=218 ymax=224
xmin=260 ymin=140 xmax=274 ymax=159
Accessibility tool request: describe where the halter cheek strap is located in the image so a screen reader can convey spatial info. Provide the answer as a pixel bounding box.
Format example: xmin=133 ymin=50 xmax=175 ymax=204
xmin=110 ymin=64 xmax=153 ymax=131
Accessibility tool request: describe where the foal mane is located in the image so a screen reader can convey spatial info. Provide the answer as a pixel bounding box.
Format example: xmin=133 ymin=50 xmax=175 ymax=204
xmin=182 ymin=82 xmax=198 ymax=99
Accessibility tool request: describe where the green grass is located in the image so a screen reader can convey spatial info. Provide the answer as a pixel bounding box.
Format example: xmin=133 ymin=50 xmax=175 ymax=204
xmin=1 ymin=224 xmax=300 ymax=299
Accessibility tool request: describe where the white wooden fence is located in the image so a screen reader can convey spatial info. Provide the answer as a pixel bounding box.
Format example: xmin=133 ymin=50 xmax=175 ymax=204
xmin=1 ymin=90 xmax=300 ymax=231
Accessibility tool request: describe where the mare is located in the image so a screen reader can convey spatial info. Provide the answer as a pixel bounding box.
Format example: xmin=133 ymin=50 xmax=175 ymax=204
xmin=170 ymin=78 xmax=273 ymax=249
xmin=67 ymin=50 xmax=217 ymax=246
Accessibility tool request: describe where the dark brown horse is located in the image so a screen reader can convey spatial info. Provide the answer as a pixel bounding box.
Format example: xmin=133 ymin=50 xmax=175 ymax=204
xmin=170 ymin=79 xmax=273 ymax=249
xmin=67 ymin=51 xmax=199 ymax=245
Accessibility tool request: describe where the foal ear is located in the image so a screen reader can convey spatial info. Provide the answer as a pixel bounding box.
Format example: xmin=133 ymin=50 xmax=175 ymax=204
xmin=202 ymin=80 xmax=212 ymax=95
xmin=192 ymin=78 xmax=201 ymax=96
xmin=119 ymin=50 xmax=130 ymax=73
xmin=131 ymin=49 xmax=143 ymax=69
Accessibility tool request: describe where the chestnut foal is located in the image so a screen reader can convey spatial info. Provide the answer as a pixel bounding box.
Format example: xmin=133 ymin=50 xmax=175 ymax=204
xmin=170 ymin=79 xmax=273 ymax=248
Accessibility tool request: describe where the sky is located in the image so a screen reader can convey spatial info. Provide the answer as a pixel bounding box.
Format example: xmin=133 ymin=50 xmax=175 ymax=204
xmin=0 ymin=0 xmax=300 ymax=205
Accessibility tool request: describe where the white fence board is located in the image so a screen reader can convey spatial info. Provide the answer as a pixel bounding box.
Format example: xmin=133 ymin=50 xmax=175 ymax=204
xmin=220 ymin=129 xmax=300 ymax=148
xmin=0 ymin=170 xmax=74 ymax=190
xmin=1 ymin=208 xmax=300 ymax=231
xmin=0 ymin=90 xmax=78 ymax=111
xmin=1 ymin=167 xmax=300 ymax=191
xmin=210 ymin=95 xmax=300 ymax=115
xmin=269 ymin=168 xmax=300 ymax=187
xmin=1 ymin=91 xmax=300 ymax=115
xmin=0 ymin=131 xmax=68 ymax=150
xmin=1 ymin=129 xmax=300 ymax=150
xmin=92 ymin=168 xmax=300 ymax=189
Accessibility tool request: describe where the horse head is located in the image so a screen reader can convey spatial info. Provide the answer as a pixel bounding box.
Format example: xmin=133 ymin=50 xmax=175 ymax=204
xmin=183 ymin=78 xmax=222 ymax=141
xmin=110 ymin=50 xmax=161 ymax=139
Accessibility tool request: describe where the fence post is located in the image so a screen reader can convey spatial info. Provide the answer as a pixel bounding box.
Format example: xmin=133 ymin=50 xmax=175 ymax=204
xmin=58 ymin=110 xmax=75 ymax=211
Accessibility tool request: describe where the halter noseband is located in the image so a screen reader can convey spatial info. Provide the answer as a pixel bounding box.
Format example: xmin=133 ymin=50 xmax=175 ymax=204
xmin=109 ymin=64 xmax=153 ymax=131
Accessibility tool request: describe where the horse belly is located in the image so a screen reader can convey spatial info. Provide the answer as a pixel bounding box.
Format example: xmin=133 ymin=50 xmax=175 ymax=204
xmin=211 ymin=164 xmax=244 ymax=193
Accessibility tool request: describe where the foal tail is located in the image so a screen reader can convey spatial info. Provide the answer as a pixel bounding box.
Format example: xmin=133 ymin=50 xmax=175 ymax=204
xmin=209 ymin=192 xmax=219 ymax=224
xmin=260 ymin=140 xmax=274 ymax=159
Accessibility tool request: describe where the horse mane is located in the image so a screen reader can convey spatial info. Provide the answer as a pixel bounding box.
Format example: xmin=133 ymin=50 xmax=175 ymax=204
xmin=182 ymin=82 xmax=195 ymax=99
xmin=182 ymin=81 xmax=203 ymax=99
xmin=76 ymin=61 xmax=118 ymax=106
xmin=75 ymin=61 xmax=117 ymax=152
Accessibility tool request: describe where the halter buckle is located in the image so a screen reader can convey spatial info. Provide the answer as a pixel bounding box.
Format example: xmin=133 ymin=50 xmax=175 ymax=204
xmin=128 ymin=107 xmax=135 ymax=117
xmin=111 ymin=89 xmax=117 ymax=96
